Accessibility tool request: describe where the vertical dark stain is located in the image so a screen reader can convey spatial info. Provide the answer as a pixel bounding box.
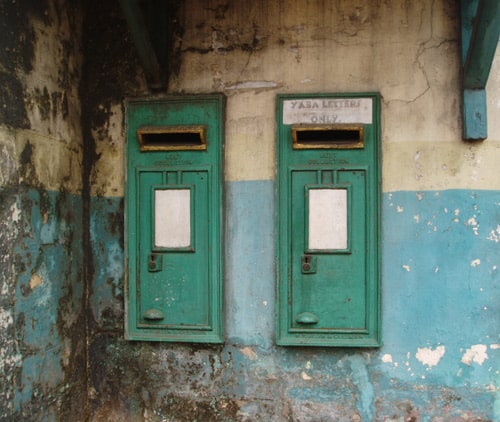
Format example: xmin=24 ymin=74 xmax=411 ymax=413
xmin=79 ymin=0 xmax=143 ymax=415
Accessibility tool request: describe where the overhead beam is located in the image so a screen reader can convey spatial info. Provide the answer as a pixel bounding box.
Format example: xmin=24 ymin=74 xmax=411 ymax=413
xmin=119 ymin=0 xmax=163 ymax=89
xmin=461 ymin=0 xmax=500 ymax=140
xmin=463 ymin=0 xmax=500 ymax=88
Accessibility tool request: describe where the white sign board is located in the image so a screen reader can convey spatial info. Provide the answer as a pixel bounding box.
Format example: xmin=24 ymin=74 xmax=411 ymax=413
xmin=283 ymin=98 xmax=372 ymax=125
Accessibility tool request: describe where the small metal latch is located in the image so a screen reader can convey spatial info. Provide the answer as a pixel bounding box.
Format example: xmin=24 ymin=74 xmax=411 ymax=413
xmin=143 ymin=308 xmax=165 ymax=321
xmin=295 ymin=312 xmax=319 ymax=325
xmin=301 ymin=255 xmax=317 ymax=274
xmin=148 ymin=253 xmax=162 ymax=272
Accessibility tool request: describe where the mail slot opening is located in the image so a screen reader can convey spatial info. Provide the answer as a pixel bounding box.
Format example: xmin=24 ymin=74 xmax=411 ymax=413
xmin=138 ymin=126 xmax=207 ymax=151
xmin=293 ymin=125 xmax=364 ymax=149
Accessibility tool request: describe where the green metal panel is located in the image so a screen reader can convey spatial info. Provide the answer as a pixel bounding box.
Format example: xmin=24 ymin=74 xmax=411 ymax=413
xmin=276 ymin=93 xmax=381 ymax=347
xmin=125 ymin=94 xmax=225 ymax=342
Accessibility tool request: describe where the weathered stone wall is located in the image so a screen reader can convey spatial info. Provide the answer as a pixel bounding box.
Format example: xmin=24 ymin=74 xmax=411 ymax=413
xmin=1 ymin=0 xmax=498 ymax=420
xmin=0 ymin=1 xmax=86 ymax=420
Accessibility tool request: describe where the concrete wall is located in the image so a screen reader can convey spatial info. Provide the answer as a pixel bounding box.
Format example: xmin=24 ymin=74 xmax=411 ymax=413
xmin=0 ymin=0 xmax=86 ymax=420
xmin=86 ymin=1 xmax=499 ymax=420
xmin=1 ymin=0 xmax=498 ymax=420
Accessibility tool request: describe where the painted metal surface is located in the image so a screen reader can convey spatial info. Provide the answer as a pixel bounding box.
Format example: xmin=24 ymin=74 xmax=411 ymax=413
xmin=125 ymin=94 xmax=225 ymax=342
xmin=276 ymin=93 xmax=381 ymax=347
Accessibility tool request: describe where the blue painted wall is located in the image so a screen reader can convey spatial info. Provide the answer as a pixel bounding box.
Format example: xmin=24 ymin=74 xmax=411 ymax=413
xmin=88 ymin=181 xmax=499 ymax=420
xmin=0 ymin=187 xmax=86 ymax=420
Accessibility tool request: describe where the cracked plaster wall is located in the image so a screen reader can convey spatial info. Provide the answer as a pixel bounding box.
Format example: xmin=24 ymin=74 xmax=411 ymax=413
xmin=86 ymin=1 xmax=499 ymax=421
xmin=1 ymin=0 xmax=498 ymax=420
xmin=0 ymin=0 xmax=86 ymax=420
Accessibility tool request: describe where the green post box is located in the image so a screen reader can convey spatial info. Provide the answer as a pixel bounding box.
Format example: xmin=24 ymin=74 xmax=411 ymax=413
xmin=125 ymin=94 xmax=225 ymax=343
xmin=276 ymin=93 xmax=381 ymax=347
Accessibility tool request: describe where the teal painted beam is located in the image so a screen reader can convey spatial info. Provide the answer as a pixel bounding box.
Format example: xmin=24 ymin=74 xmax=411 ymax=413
xmin=461 ymin=0 xmax=500 ymax=140
xmin=463 ymin=0 xmax=500 ymax=89
xmin=119 ymin=0 xmax=163 ymax=89
xmin=463 ymin=89 xmax=487 ymax=139
xmin=461 ymin=0 xmax=479 ymax=65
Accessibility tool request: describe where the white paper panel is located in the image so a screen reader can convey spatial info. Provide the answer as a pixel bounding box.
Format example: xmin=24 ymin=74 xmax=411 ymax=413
xmin=155 ymin=189 xmax=191 ymax=248
xmin=308 ymin=189 xmax=347 ymax=250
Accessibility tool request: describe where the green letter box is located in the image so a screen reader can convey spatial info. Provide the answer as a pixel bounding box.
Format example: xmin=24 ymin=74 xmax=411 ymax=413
xmin=276 ymin=93 xmax=381 ymax=347
xmin=125 ymin=94 xmax=225 ymax=343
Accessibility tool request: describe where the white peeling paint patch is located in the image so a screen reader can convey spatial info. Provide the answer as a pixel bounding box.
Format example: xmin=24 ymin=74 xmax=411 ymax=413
xmin=487 ymin=225 xmax=500 ymax=242
xmin=467 ymin=216 xmax=479 ymax=235
xmin=397 ymin=206 xmax=404 ymax=213
xmin=301 ymin=371 xmax=312 ymax=381
xmin=10 ymin=201 xmax=21 ymax=223
xmin=305 ymin=361 xmax=312 ymax=369
xmin=262 ymin=300 xmax=268 ymax=306
xmin=240 ymin=346 xmax=258 ymax=361
xmin=402 ymin=264 xmax=411 ymax=272
xmin=416 ymin=346 xmax=446 ymax=368
xmin=490 ymin=344 xmax=500 ymax=350
xmin=413 ymin=215 xmax=420 ymax=223
xmin=471 ymin=259 xmax=481 ymax=267
xmin=462 ymin=344 xmax=488 ymax=365
xmin=381 ymin=354 xmax=393 ymax=363
xmin=0 ymin=307 xmax=13 ymax=329
xmin=0 ymin=308 xmax=23 ymax=373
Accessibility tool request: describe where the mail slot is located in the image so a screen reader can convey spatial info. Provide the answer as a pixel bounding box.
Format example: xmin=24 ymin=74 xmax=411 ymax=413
xmin=138 ymin=125 xmax=207 ymax=151
xmin=125 ymin=94 xmax=225 ymax=343
xmin=293 ymin=124 xmax=364 ymax=149
xmin=276 ymin=93 xmax=381 ymax=347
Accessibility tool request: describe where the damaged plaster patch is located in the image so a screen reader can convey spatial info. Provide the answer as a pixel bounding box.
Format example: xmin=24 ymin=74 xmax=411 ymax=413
xmin=0 ymin=308 xmax=14 ymax=331
xmin=240 ymin=346 xmax=258 ymax=360
xmin=467 ymin=216 xmax=479 ymax=236
xmin=0 ymin=308 xmax=22 ymax=373
xmin=462 ymin=344 xmax=488 ymax=365
xmin=301 ymin=371 xmax=312 ymax=380
xmin=29 ymin=273 xmax=43 ymax=290
xmin=10 ymin=201 xmax=21 ymax=223
xmin=416 ymin=345 xmax=445 ymax=368
xmin=224 ymin=81 xmax=279 ymax=90
xmin=487 ymin=225 xmax=500 ymax=242
xmin=381 ymin=354 xmax=393 ymax=363
xmin=471 ymin=259 xmax=481 ymax=267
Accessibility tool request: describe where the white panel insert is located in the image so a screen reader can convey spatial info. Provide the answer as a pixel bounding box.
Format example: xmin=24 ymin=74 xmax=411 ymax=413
xmin=308 ymin=189 xmax=348 ymax=250
xmin=155 ymin=189 xmax=191 ymax=248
